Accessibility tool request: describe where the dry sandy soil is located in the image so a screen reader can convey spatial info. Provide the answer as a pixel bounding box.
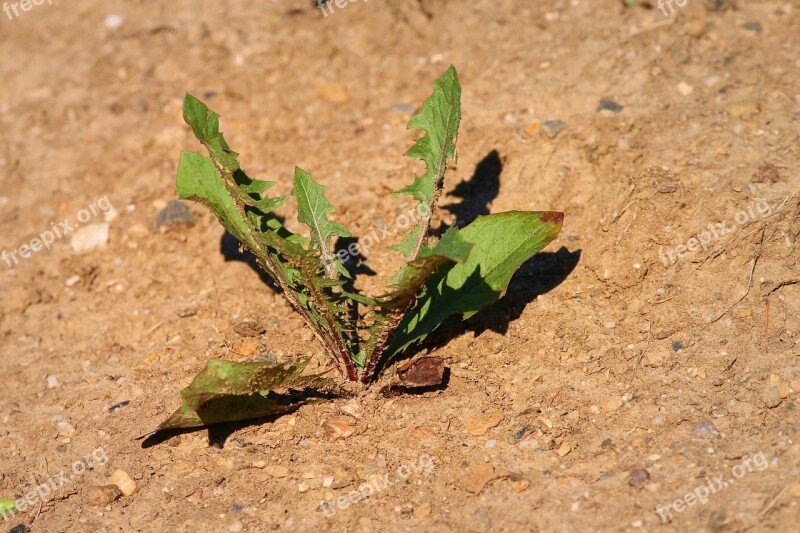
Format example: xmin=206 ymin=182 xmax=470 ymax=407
xmin=1 ymin=0 xmax=799 ymax=531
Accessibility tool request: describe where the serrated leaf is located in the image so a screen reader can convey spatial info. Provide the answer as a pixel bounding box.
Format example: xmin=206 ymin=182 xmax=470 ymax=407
xmin=176 ymin=151 xmax=256 ymax=248
xmin=391 ymin=65 xmax=461 ymax=259
xmin=292 ymin=167 xmax=350 ymax=277
xmin=387 ymin=211 xmax=564 ymax=355
xmin=182 ymin=93 xmax=240 ymax=172
xmin=151 ymin=359 xmax=335 ymax=433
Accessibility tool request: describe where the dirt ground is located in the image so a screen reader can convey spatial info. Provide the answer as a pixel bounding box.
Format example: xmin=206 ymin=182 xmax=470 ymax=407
xmin=1 ymin=0 xmax=799 ymax=531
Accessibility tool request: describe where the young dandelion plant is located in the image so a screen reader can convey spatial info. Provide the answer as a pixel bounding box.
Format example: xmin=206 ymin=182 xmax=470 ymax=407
xmin=151 ymin=66 xmax=563 ymax=434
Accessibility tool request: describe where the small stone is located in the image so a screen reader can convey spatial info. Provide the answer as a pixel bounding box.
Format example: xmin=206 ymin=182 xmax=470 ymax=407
xmin=339 ymin=399 xmax=362 ymax=419
xmin=233 ymin=321 xmax=265 ymax=338
xmin=234 ymin=338 xmax=260 ymax=357
xmin=156 ymin=200 xmax=194 ymax=229
xmin=322 ymin=476 xmax=334 ymax=488
xmin=315 ymin=82 xmax=349 ymax=104
xmin=629 ymin=469 xmax=650 ymax=487
xmin=252 ymin=460 xmax=267 ymax=469
xmin=523 ymin=122 xmax=541 ymax=137
xmin=7 ymin=525 xmax=29 ymax=533
xmin=108 ymin=469 xmax=138 ymax=496
xmin=322 ymin=420 xmax=354 ymax=441
xmin=761 ymin=387 xmax=783 ymax=409
xmin=691 ymin=419 xmax=720 ymax=439
xmin=264 ymin=465 xmax=289 ymax=478
xmin=485 ymin=439 xmax=497 ymax=449
xmin=298 ymin=482 xmax=309 ymax=493
xmin=676 ymin=82 xmax=694 ymax=96
xmin=541 ymin=119 xmax=567 ymax=138
xmin=672 ymin=341 xmax=685 ymax=351
xmin=597 ymin=99 xmax=624 ymax=114
xmin=510 ymin=478 xmax=530 ymax=492
xmin=228 ymin=522 xmax=244 ymax=533
xmin=556 ymin=442 xmax=572 ymax=457
xmin=85 ymin=484 xmax=122 ymax=507
xmin=71 ymin=223 xmax=110 ymax=253
xmin=779 ymin=382 xmax=793 ymax=399
xmin=108 ymin=400 xmax=130 ymax=413
xmin=46 ymin=374 xmax=59 ymax=388
xmin=104 ymin=14 xmax=124 ymax=29
xmin=465 ymin=464 xmax=499 ymax=494
xmin=728 ymin=100 xmax=761 ymax=117
xmin=65 ymin=275 xmax=81 ymax=287
xmin=466 ymin=412 xmax=503 ymax=436
xmin=742 ymin=21 xmax=762 ymax=32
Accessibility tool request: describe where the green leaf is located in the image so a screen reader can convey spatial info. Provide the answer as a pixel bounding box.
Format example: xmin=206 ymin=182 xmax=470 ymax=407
xmin=376 ymin=227 xmax=472 ymax=310
xmin=177 ymin=151 xmax=255 ymax=248
xmin=151 ymin=359 xmax=336 ymax=433
xmin=182 ymin=93 xmax=240 ymax=172
xmin=292 ymin=167 xmax=350 ymax=277
xmin=391 ymin=65 xmax=461 ymax=258
xmin=387 ymin=211 xmax=563 ymax=355
xmin=0 ymin=497 xmax=17 ymax=518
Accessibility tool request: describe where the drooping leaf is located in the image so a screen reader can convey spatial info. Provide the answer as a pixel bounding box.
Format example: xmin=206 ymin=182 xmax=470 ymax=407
xmin=291 ymin=167 xmax=350 ymax=277
xmin=391 ymin=65 xmax=461 ymax=259
xmin=387 ymin=211 xmax=564 ymax=355
xmin=150 ymin=359 xmax=337 ymax=434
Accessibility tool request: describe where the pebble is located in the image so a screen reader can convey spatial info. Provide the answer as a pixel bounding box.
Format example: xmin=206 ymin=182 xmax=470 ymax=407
xmin=465 ymin=464 xmax=499 ymax=494
xmin=761 ymin=387 xmax=783 ymax=409
xmin=104 ymin=14 xmax=124 ymax=29
xmin=485 ymin=439 xmax=497 ymax=449
xmin=85 ymin=484 xmax=122 ymax=507
xmin=46 ymin=374 xmax=59 ymax=388
xmin=228 ymin=522 xmax=243 ymax=533
xmin=728 ymin=100 xmax=761 ymax=117
xmin=8 ymin=524 xmax=30 ymax=533
xmin=339 ymin=399 xmax=362 ymax=419
xmin=315 ymin=82 xmax=349 ymax=104
xmin=676 ymin=82 xmax=694 ymax=96
xmin=108 ymin=400 xmax=130 ymax=413
xmin=108 ymin=469 xmax=138 ymax=496
xmin=322 ymin=420 xmax=354 ymax=441
xmin=65 ymin=275 xmax=81 ymax=287
xmin=466 ymin=412 xmax=503 ymax=436
xmin=742 ymin=21 xmax=762 ymax=32
xmin=597 ymin=99 xmax=624 ymax=114
xmin=628 ymin=469 xmax=650 ymax=487
xmin=541 ymin=119 xmax=567 ymax=138
xmin=233 ymin=321 xmax=265 ymax=338
xmin=156 ymin=200 xmax=194 ymax=229
xmin=70 ymin=223 xmax=110 ymax=253
xmin=556 ymin=442 xmax=572 ymax=457
xmin=691 ymin=419 xmax=720 ymax=439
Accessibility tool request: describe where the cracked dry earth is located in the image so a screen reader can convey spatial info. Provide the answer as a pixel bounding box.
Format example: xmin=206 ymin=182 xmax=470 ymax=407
xmin=1 ymin=0 xmax=799 ymax=532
